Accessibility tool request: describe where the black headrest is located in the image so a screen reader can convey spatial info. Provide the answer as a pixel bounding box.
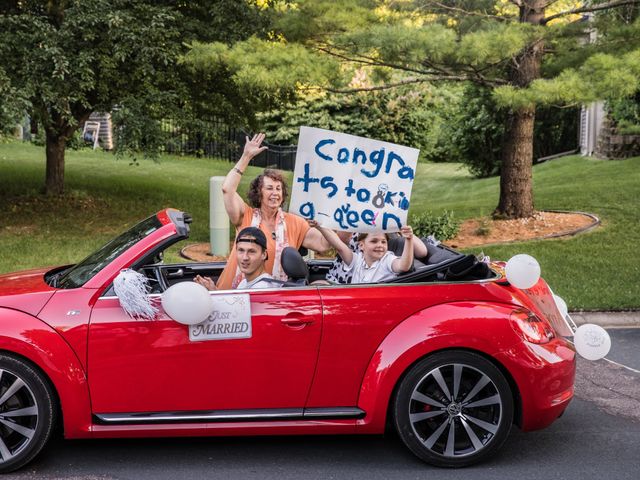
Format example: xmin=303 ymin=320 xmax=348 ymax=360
xmin=388 ymin=235 xmax=431 ymax=262
xmin=423 ymin=243 xmax=460 ymax=265
xmin=281 ymin=246 xmax=309 ymax=283
xmin=387 ymin=234 xmax=405 ymax=256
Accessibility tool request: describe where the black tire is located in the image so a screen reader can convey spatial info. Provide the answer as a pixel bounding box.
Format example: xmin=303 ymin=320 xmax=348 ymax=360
xmin=0 ymin=354 xmax=56 ymax=473
xmin=393 ymin=350 xmax=513 ymax=468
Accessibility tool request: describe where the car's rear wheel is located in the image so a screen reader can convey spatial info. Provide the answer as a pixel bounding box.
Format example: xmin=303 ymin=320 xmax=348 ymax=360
xmin=394 ymin=350 xmax=514 ymax=467
xmin=0 ymin=354 xmax=56 ymax=473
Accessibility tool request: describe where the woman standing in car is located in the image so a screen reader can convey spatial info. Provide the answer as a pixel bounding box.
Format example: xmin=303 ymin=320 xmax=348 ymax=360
xmin=215 ymin=133 xmax=331 ymax=290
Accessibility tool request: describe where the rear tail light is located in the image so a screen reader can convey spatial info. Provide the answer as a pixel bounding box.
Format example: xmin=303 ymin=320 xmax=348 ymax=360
xmin=510 ymin=309 xmax=555 ymax=344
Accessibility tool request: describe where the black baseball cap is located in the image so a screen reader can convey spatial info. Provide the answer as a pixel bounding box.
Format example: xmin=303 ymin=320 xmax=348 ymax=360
xmin=236 ymin=227 xmax=268 ymax=250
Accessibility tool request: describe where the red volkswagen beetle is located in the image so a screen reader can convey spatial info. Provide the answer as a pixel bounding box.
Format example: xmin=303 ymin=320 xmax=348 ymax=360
xmin=0 ymin=209 xmax=575 ymax=472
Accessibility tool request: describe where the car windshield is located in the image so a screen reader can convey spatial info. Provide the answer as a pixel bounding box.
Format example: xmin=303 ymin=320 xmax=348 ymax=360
xmin=55 ymin=216 xmax=162 ymax=289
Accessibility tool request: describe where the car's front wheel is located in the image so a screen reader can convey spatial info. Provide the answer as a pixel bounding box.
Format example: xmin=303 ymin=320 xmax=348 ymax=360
xmin=394 ymin=350 xmax=514 ymax=467
xmin=0 ymin=354 xmax=56 ymax=473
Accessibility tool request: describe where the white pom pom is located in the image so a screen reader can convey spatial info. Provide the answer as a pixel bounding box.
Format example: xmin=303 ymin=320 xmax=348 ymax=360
xmin=113 ymin=269 xmax=158 ymax=320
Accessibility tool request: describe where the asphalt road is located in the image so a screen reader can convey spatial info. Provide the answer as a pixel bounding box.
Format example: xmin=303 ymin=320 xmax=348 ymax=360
xmin=7 ymin=329 xmax=640 ymax=480
xmin=605 ymin=328 xmax=640 ymax=371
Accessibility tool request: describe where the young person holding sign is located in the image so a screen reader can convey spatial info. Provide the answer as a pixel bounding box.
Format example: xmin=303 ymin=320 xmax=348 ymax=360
xmin=308 ymin=220 xmax=415 ymax=284
xmin=326 ymin=231 xmax=429 ymax=284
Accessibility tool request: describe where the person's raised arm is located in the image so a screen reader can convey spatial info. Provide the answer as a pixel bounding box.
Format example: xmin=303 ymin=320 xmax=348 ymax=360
xmin=413 ymin=235 xmax=428 ymax=259
xmin=307 ymin=220 xmax=354 ymax=266
xmin=392 ymin=226 xmax=415 ymax=273
xmin=222 ymin=133 xmax=267 ymax=226
xmin=301 ymin=226 xmax=332 ymax=254
xmin=336 ymin=230 xmax=353 ymax=245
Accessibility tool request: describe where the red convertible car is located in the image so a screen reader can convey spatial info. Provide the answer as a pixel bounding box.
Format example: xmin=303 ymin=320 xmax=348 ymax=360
xmin=0 ymin=209 xmax=575 ymax=472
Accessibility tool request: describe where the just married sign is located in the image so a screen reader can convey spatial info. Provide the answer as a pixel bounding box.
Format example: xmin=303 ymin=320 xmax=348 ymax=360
xmin=289 ymin=127 xmax=419 ymax=232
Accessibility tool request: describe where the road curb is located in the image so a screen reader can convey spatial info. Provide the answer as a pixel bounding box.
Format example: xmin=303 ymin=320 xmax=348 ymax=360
xmin=570 ymin=311 xmax=640 ymax=328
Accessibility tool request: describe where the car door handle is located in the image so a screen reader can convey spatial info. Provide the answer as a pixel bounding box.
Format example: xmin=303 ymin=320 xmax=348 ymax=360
xmin=166 ymin=268 xmax=184 ymax=279
xmin=281 ymin=317 xmax=314 ymax=327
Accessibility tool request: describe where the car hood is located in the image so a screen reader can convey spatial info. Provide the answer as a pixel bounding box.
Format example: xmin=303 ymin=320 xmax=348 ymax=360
xmin=0 ymin=267 xmax=57 ymax=316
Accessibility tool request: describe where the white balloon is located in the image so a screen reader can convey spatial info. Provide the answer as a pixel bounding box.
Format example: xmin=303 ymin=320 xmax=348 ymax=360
xmin=553 ymin=294 xmax=568 ymax=318
xmin=505 ymin=254 xmax=541 ymax=290
xmin=161 ymin=282 xmax=213 ymax=325
xmin=574 ymin=324 xmax=611 ymax=361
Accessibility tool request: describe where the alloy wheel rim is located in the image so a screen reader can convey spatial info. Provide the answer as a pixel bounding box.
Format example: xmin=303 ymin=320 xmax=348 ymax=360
xmin=0 ymin=369 xmax=39 ymax=463
xmin=408 ymin=363 xmax=503 ymax=458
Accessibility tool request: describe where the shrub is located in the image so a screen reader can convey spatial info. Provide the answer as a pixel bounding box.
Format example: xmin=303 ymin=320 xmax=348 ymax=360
xmin=442 ymin=84 xmax=506 ymax=178
xmin=0 ymin=67 xmax=28 ymax=135
xmin=444 ymin=84 xmax=579 ymax=178
xmin=410 ymin=210 xmax=460 ymax=241
xmin=607 ymin=92 xmax=640 ymax=135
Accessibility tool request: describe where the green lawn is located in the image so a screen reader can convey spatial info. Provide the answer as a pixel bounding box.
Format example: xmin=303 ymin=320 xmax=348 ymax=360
xmin=1 ymin=141 xmax=638 ymax=310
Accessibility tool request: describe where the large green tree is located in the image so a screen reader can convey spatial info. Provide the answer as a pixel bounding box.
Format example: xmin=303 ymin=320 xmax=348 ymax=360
xmin=187 ymin=0 xmax=640 ymax=218
xmin=0 ymin=0 xmax=272 ymax=195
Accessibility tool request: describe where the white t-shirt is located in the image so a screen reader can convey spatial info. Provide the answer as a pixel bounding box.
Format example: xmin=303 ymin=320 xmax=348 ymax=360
xmin=345 ymin=251 xmax=397 ymax=284
xmin=236 ymin=273 xmax=282 ymax=290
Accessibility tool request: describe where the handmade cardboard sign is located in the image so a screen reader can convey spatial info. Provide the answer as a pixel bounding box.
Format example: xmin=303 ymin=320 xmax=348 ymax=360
xmin=189 ymin=294 xmax=252 ymax=342
xmin=289 ymin=127 xmax=419 ymax=232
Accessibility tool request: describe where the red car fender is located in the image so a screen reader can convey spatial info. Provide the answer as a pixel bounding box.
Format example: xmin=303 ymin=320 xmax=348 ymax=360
xmin=355 ymin=301 xmax=521 ymax=433
xmin=0 ymin=308 xmax=92 ymax=438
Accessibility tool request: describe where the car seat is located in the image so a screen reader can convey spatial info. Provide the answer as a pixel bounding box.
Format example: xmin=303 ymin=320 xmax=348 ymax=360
xmin=388 ymin=235 xmax=460 ymax=266
xmin=281 ymin=247 xmax=310 ymax=285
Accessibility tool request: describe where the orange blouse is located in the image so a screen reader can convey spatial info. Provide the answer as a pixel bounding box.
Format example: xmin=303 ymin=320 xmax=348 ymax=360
xmin=216 ymin=205 xmax=310 ymax=290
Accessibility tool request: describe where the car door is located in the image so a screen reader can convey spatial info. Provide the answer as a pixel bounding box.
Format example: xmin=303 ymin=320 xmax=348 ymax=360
xmin=87 ymin=286 xmax=322 ymax=415
xmin=306 ymin=282 xmax=431 ymax=408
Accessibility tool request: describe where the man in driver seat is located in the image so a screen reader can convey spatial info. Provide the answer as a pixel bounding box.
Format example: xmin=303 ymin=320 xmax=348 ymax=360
xmin=195 ymin=227 xmax=282 ymax=290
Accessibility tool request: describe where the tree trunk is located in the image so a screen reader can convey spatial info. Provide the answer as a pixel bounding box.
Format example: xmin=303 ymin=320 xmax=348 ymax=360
xmin=30 ymin=116 xmax=38 ymax=136
xmin=495 ymin=107 xmax=535 ymax=218
xmin=494 ymin=1 xmax=545 ymax=219
xmin=45 ymin=132 xmax=67 ymax=196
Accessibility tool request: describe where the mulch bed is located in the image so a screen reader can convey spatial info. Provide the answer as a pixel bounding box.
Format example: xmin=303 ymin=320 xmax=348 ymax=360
xmin=447 ymin=210 xmax=600 ymax=249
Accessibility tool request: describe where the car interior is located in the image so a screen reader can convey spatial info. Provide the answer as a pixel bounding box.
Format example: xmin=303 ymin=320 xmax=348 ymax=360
xmin=121 ymin=236 xmax=497 ymax=296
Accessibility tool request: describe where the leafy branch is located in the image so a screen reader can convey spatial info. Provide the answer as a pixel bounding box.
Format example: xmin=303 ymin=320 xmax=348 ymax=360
xmin=542 ymin=0 xmax=640 ymax=25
